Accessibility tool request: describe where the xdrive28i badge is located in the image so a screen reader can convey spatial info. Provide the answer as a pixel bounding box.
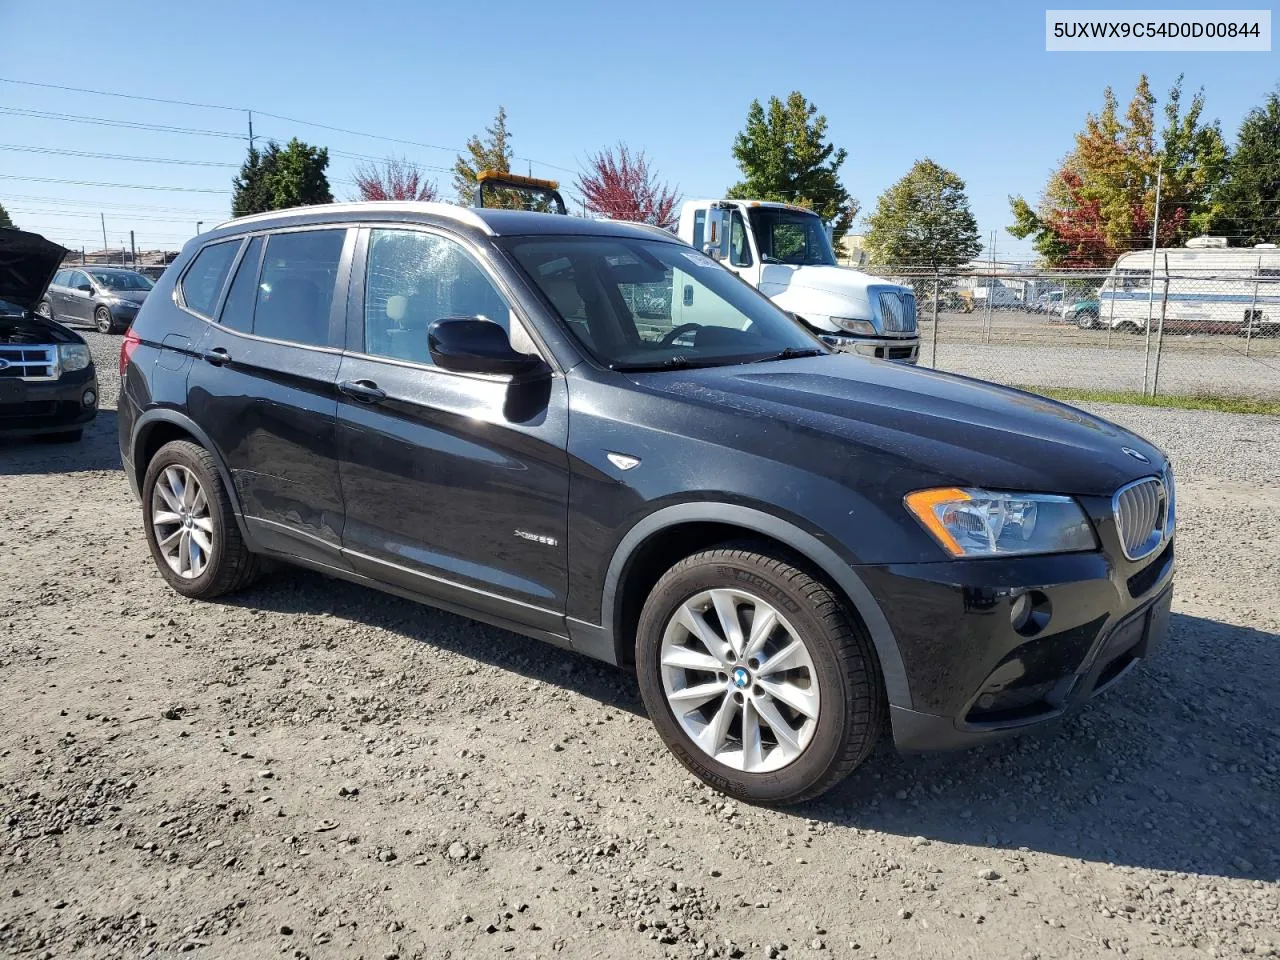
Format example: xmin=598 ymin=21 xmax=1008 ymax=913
xmin=1122 ymin=447 xmax=1150 ymax=463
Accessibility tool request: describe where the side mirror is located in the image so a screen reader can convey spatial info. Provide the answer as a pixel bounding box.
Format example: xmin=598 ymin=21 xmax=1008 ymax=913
xmin=428 ymin=318 xmax=543 ymax=376
xmin=76 ymin=283 xmax=93 ymax=293
xmin=702 ymin=206 xmax=731 ymax=260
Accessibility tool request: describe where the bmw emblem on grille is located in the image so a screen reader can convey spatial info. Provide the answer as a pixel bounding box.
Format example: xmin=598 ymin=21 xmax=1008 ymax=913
xmin=1121 ymin=446 xmax=1149 ymax=463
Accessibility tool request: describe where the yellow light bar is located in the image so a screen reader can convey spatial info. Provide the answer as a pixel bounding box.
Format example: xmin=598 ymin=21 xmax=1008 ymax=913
xmin=476 ymin=169 xmax=560 ymax=190
xmin=904 ymin=488 xmax=972 ymax=557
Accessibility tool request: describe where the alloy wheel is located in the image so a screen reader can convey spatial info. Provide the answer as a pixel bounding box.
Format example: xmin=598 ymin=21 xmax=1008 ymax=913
xmin=150 ymin=465 xmax=214 ymax=579
xmin=35 ymin=302 xmax=52 ymax=319
xmin=95 ymin=308 xmax=113 ymax=334
xmin=659 ymin=588 xmax=820 ymax=773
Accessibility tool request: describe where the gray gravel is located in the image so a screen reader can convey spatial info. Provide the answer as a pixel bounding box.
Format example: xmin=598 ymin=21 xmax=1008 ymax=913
xmin=0 ymin=330 xmax=1276 ymax=959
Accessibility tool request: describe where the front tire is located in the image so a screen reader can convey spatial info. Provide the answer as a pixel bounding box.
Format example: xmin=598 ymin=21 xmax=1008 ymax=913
xmin=636 ymin=545 xmax=884 ymax=805
xmin=94 ymin=306 xmax=117 ymax=334
xmin=1076 ymin=311 xmax=1099 ymax=330
xmin=141 ymin=440 xmax=259 ymax=599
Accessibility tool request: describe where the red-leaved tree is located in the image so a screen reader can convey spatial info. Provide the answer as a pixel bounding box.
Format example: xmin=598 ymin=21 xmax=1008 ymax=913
xmin=353 ymin=157 xmax=439 ymax=202
xmin=576 ymin=144 xmax=679 ymax=228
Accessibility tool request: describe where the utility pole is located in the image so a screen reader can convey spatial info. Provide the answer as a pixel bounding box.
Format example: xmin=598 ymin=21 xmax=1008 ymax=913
xmin=1141 ymin=165 xmax=1162 ymax=395
xmin=984 ymin=231 xmax=996 ymax=344
xmin=196 ymin=221 xmax=203 ymax=236
xmin=248 ymin=109 xmax=256 ymax=149
xmin=130 ymin=230 xmax=136 ymax=268
xmin=100 ymin=213 xmax=109 ymax=264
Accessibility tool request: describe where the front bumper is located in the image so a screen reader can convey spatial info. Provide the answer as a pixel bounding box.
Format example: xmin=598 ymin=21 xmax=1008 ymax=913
xmin=0 ymin=367 xmax=99 ymax=436
xmin=862 ymin=522 xmax=1175 ymax=751
xmin=818 ymin=332 xmax=920 ymax=363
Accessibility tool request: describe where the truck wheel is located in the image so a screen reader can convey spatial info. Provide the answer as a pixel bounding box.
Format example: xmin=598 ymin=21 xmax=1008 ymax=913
xmin=142 ymin=440 xmax=259 ymax=599
xmin=636 ymin=545 xmax=884 ymax=805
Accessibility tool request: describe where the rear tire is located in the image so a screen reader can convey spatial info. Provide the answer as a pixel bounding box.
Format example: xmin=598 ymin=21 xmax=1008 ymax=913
xmin=1076 ymin=311 xmax=1099 ymax=330
xmin=36 ymin=300 xmax=53 ymax=320
xmin=636 ymin=544 xmax=884 ymax=805
xmin=141 ymin=439 xmax=259 ymax=599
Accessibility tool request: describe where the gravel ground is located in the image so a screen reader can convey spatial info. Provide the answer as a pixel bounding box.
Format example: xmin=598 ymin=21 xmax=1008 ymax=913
xmin=919 ymin=313 xmax=1280 ymax=399
xmin=1 ymin=331 xmax=1277 ymax=960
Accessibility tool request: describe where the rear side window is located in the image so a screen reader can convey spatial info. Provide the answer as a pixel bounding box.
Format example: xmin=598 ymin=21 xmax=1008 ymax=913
xmin=181 ymin=240 xmax=240 ymax=318
xmin=52 ymin=270 xmax=71 ymax=286
xmin=253 ymin=230 xmax=345 ymax=347
xmin=218 ymin=236 xmax=264 ymax=333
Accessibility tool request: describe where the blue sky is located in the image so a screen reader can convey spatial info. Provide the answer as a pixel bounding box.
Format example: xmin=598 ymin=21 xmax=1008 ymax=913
xmin=0 ymin=0 xmax=1274 ymax=259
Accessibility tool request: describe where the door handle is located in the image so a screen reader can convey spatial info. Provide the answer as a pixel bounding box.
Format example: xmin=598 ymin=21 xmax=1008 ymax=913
xmin=339 ymin=379 xmax=386 ymax=404
xmin=202 ymin=347 xmax=231 ymax=366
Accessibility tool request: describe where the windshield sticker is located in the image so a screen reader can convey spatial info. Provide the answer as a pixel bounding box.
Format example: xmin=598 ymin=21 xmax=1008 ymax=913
xmin=680 ymin=251 xmax=718 ymax=269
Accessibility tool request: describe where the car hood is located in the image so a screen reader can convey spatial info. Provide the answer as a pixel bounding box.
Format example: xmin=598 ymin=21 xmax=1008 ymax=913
xmin=629 ymin=355 xmax=1165 ymax=497
xmin=105 ymin=288 xmax=150 ymax=306
xmin=779 ymin=264 xmax=901 ymax=299
xmin=0 ymin=312 xmax=81 ymax=346
xmin=0 ymin=228 xmax=69 ymax=310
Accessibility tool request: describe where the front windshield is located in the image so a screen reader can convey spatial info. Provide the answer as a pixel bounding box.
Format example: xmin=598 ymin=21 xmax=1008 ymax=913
xmin=90 ymin=270 xmax=154 ymax=292
xmin=504 ymin=236 xmax=826 ymax=370
xmin=748 ymin=208 xmax=837 ymax=266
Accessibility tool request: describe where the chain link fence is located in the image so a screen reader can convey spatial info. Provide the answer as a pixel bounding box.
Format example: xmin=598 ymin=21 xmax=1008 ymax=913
xmin=866 ymin=267 xmax=1280 ymax=400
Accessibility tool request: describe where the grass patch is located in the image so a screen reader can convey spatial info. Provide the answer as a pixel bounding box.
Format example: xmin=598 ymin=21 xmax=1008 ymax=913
xmin=1020 ymin=386 xmax=1280 ymax=416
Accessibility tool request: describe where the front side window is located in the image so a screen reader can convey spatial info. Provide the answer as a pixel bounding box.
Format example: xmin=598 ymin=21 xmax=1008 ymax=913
xmin=729 ymin=212 xmax=753 ymax=267
xmin=181 ymin=241 xmax=240 ymax=318
xmin=253 ymin=230 xmax=345 ymax=347
xmin=748 ymin=209 xmax=837 ymax=266
xmin=505 ymin=236 xmax=823 ymax=371
xmin=363 ymin=228 xmax=517 ymax=364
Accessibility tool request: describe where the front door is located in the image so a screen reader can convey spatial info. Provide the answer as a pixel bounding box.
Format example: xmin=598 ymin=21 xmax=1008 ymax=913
xmin=185 ymin=228 xmax=353 ymax=567
xmin=63 ymin=269 xmax=94 ymax=323
xmin=336 ymin=226 xmax=570 ymax=636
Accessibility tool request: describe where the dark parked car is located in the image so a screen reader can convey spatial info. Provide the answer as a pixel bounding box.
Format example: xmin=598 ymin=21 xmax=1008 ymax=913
xmin=0 ymin=229 xmax=99 ymax=442
xmin=118 ymin=203 xmax=1176 ymax=804
xmin=39 ymin=265 xmax=154 ymax=333
xmin=137 ymin=264 xmax=170 ymax=282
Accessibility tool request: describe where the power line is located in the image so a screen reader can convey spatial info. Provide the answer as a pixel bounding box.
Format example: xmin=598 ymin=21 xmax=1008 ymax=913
xmin=0 ymin=174 xmax=229 ymax=194
xmin=0 ymin=106 xmax=246 ymax=139
xmin=0 ymin=76 xmax=246 ymax=112
xmin=0 ymin=193 xmax=226 ymax=215
xmin=0 ymin=143 xmax=237 ymax=167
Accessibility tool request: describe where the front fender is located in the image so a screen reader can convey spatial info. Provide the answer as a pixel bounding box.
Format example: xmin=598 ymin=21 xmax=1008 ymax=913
xmin=579 ymin=501 xmax=912 ymax=709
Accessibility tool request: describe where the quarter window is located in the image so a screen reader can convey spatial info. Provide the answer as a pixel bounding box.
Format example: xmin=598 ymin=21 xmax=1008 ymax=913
xmin=253 ymin=230 xmax=345 ymax=347
xmin=181 ymin=240 xmax=240 ymax=318
xmin=362 ymin=228 xmax=522 ymax=364
xmin=218 ymin=236 xmax=264 ymax=333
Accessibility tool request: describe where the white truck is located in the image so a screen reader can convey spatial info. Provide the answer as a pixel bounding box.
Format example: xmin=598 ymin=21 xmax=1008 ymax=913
xmin=676 ymin=199 xmax=920 ymax=363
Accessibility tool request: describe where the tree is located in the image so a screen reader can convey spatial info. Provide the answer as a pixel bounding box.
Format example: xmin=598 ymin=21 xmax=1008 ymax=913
xmin=0 ymin=202 xmax=14 ymax=229
xmin=1210 ymin=89 xmax=1280 ymax=246
xmin=864 ymin=159 xmax=981 ymax=270
xmin=353 ymin=157 xmax=439 ymax=202
xmin=267 ymin=138 xmax=333 ymax=209
xmin=231 ymin=143 xmax=280 ymax=218
xmin=576 ymin=143 xmax=680 ymax=228
xmin=726 ymin=92 xmax=857 ymax=242
xmin=1010 ymin=75 xmax=1227 ymax=266
xmin=453 ymin=106 xmax=517 ymax=207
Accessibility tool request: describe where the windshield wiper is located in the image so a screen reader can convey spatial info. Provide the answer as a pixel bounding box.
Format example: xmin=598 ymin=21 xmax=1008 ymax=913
xmin=752 ymin=346 xmax=826 ymax=363
xmin=611 ymin=355 xmax=736 ymax=372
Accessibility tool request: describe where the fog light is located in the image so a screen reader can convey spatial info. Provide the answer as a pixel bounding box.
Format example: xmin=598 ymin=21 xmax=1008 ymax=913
xmin=1011 ymin=589 xmax=1052 ymax=637
xmin=82 ymin=389 xmax=97 ymax=408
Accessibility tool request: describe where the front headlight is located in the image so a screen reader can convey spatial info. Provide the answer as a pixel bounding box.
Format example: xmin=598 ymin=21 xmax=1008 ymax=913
xmin=904 ymin=487 xmax=1097 ymax=558
xmin=833 ymin=317 xmax=877 ymax=336
xmin=58 ymin=343 xmax=92 ymax=373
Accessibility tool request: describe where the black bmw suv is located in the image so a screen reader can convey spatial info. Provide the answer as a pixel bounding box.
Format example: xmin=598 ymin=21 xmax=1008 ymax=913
xmin=118 ymin=203 xmax=1175 ymax=804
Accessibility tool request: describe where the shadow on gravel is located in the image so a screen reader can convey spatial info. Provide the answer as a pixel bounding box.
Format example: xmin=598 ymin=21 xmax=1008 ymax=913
xmin=218 ymin=567 xmax=647 ymax=716
xmin=808 ymin=612 xmax=1279 ymax=883
xmin=221 ymin=567 xmax=1278 ymax=883
xmin=0 ymin=409 xmax=122 ymax=475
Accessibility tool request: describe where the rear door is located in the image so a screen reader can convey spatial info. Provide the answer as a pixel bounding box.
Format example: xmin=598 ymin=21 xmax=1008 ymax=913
xmin=334 ymin=224 xmax=570 ymax=635
xmin=185 ymin=228 xmax=354 ymax=567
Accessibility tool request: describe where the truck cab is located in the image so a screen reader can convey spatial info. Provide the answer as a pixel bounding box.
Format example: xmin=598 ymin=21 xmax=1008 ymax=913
xmin=676 ymin=199 xmax=919 ymax=363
